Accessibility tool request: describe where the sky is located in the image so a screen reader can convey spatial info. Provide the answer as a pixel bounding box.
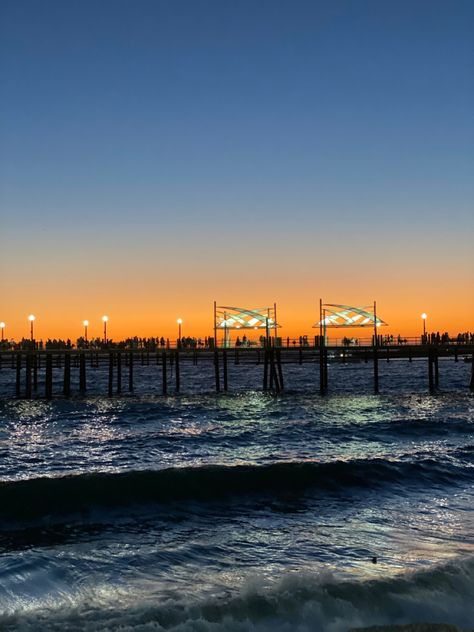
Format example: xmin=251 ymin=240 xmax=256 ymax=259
xmin=1 ymin=0 xmax=473 ymax=341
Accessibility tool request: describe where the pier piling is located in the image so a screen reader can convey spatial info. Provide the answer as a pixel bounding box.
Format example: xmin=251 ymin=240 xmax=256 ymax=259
xmin=129 ymin=352 xmax=134 ymax=392
xmin=16 ymin=353 xmax=21 ymax=398
xmin=45 ymin=353 xmax=53 ymax=399
xmin=214 ymin=350 xmax=220 ymax=392
xmin=162 ymin=351 xmax=167 ymax=395
xmin=117 ymin=352 xmax=122 ymax=395
xmin=25 ymin=353 xmax=32 ymax=399
xmin=223 ymin=350 xmax=228 ymax=391
xmin=175 ymin=350 xmax=180 ymax=392
xmin=79 ymin=352 xmax=86 ymax=394
xmin=63 ymin=353 xmax=71 ymax=398
xmin=108 ymin=352 xmax=114 ymax=397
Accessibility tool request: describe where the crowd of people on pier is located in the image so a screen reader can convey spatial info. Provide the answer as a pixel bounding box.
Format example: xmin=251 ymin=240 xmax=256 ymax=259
xmin=0 ymin=331 xmax=473 ymax=351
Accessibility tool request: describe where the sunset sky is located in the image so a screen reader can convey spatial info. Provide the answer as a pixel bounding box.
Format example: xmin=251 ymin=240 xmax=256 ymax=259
xmin=1 ymin=0 xmax=473 ymax=341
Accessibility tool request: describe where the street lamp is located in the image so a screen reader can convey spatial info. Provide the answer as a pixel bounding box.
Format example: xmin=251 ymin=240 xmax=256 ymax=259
xmin=102 ymin=315 xmax=109 ymax=343
xmin=28 ymin=314 xmax=36 ymax=340
xmin=0 ymin=322 xmax=5 ymax=342
xmin=421 ymin=313 xmax=427 ymax=339
xmin=83 ymin=320 xmax=89 ymax=341
xmin=177 ymin=318 xmax=183 ymax=341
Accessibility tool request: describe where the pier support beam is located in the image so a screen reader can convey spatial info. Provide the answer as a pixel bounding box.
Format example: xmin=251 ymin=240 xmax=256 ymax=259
xmin=428 ymin=349 xmax=435 ymax=394
xmin=25 ymin=353 xmax=32 ymax=399
xmin=108 ymin=352 xmax=114 ymax=397
xmin=214 ymin=350 xmax=220 ymax=392
xmin=373 ymin=346 xmax=379 ymax=394
xmin=129 ymin=352 xmax=134 ymax=392
xmin=16 ymin=353 xmax=21 ymax=398
xmin=223 ymin=350 xmax=228 ymax=391
xmin=116 ymin=352 xmax=122 ymax=395
xmin=63 ymin=353 xmax=71 ymax=398
xmin=263 ymin=349 xmax=269 ymax=391
xmin=469 ymin=354 xmax=474 ymax=391
xmin=175 ymin=350 xmax=180 ymax=393
xmin=276 ymin=349 xmax=284 ymax=391
xmin=162 ymin=350 xmax=167 ymax=395
xmin=79 ymin=352 xmax=86 ymax=394
xmin=45 ymin=353 xmax=53 ymax=399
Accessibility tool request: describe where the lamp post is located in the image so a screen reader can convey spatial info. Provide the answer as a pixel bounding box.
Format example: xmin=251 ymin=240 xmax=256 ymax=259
xmin=421 ymin=313 xmax=427 ymax=341
xmin=177 ymin=318 xmax=182 ymax=343
xmin=0 ymin=322 xmax=5 ymax=342
xmin=83 ymin=320 xmax=89 ymax=341
xmin=102 ymin=315 xmax=109 ymax=343
xmin=28 ymin=314 xmax=36 ymax=340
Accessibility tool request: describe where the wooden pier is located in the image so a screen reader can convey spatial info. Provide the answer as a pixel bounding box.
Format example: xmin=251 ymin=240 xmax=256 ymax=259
xmin=0 ymin=343 xmax=473 ymax=399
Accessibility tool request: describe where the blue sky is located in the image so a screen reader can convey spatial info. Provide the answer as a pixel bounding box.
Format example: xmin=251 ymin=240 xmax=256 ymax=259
xmin=1 ymin=0 xmax=473 ymax=336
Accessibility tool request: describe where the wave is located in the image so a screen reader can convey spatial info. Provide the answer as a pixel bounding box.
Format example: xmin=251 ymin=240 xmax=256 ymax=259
xmin=1 ymin=556 xmax=473 ymax=631
xmin=1 ymin=456 xmax=472 ymax=523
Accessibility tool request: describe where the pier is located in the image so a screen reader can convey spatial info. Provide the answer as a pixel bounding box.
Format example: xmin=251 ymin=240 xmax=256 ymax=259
xmin=1 ymin=341 xmax=473 ymax=399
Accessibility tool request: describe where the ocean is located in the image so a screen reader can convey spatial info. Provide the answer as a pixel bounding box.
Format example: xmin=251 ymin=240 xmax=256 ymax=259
xmin=0 ymin=358 xmax=473 ymax=631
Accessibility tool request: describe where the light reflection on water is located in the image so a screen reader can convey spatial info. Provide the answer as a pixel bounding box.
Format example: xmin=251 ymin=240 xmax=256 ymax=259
xmin=0 ymin=362 xmax=472 ymax=622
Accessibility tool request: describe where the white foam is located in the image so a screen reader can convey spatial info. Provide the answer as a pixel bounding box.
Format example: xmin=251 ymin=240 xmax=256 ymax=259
xmin=1 ymin=556 xmax=473 ymax=631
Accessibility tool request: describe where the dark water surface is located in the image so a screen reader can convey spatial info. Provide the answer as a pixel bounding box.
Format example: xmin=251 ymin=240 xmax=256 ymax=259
xmin=0 ymin=360 xmax=473 ymax=630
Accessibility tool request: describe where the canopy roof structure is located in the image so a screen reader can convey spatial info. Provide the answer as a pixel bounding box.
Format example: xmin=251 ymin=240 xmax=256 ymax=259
xmin=215 ymin=306 xmax=280 ymax=330
xmin=314 ymin=304 xmax=387 ymax=328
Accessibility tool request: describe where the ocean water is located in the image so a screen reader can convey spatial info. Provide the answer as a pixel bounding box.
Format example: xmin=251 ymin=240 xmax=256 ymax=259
xmin=0 ymin=358 xmax=473 ymax=631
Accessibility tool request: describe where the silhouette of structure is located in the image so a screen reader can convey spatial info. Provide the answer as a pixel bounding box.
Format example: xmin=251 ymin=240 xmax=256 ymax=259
xmin=213 ymin=303 xmax=280 ymax=347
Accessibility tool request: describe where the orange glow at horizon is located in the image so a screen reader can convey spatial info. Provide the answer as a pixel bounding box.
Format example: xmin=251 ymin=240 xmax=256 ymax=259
xmin=0 ymin=290 xmax=472 ymax=342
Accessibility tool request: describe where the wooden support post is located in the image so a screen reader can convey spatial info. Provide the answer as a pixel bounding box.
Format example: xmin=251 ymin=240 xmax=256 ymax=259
xmin=234 ymin=349 xmax=239 ymax=365
xmin=108 ymin=352 xmax=114 ymax=397
xmin=276 ymin=349 xmax=284 ymax=391
xmin=409 ymin=348 xmax=412 ymax=363
xmin=299 ymin=347 xmax=303 ymax=365
xmin=386 ymin=347 xmax=390 ymax=363
xmin=63 ymin=353 xmax=71 ymax=398
xmin=428 ymin=349 xmax=434 ymax=394
xmin=454 ymin=349 xmax=458 ymax=363
xmin=373 ymin=345 xmax=379 ymax=394
xmin=223 ymin=350 xmax=228 ymax=391
xmin=434 ymin=348 xmax=439 ymax=388
xmin=129 ymin=352 xmax=134 ymax=392
xmin=324 ymin=349 xmax=329 ymax=389
xmin=146 ymin=352 xmax=150 ymax=366
xmin=214 ymin=349 xmax=220 ymax=392
xmin=470 ymin=354 xmax=474 ymax=391
xmin=270 ymin=350 xmax=281 ymax=393
xmin=162 ymin=350 xmax=167 ymax=395
xmin=116 ymin=352 xmax=122 ymax=394
xmin=45 ymin=353 xmax=53 ymax=399
xmin=263 ymin=349 xmax=269 ymax=391
xmin=79 ymin=352 xmax=86 ymax=394
xmin=16 ymin=353 xmax=21 ymax=397
xmin=319 ymin=346 xmax=325 ymax=395
xmin=11 ymin=353 xmax=15 ymax=369
xmin=175 ymin=350 xmax=180 ymax=392
xmin=269 ymin=348 xmax=275 ymax=390
xmin=25 ymin=353 xmax=32 ymax=399
xmin=33 ymin=353 xmax=38 ymax=391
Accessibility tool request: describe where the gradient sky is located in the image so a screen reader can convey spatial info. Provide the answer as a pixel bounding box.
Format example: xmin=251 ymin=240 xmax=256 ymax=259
xmin=1 ymin=0 xmax=473 ymax=340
